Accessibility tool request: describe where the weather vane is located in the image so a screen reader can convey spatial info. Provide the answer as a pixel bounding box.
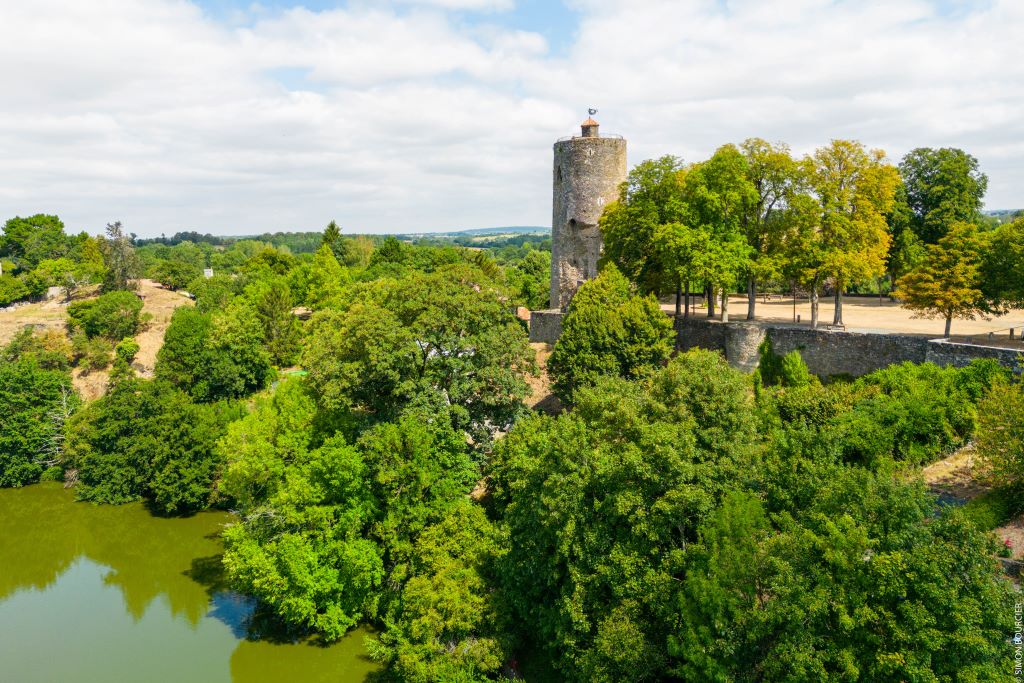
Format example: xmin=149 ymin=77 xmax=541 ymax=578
xmin=588 ymin=108 xmax=598 ymax=116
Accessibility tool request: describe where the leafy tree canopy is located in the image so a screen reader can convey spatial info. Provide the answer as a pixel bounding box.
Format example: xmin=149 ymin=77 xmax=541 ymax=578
xmin=548 ymin=265 xmax=674 ymax=401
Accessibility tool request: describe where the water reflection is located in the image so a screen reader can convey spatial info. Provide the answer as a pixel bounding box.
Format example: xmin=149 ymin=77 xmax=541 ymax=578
xmin=0 ymin=484 xmax=378 ymax=683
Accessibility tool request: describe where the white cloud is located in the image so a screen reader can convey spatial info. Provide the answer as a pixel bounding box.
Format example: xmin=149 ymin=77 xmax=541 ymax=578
xmin=395 ymin=0 xmax=515 ymax=10
xmin=0 ymin=0 xmax=1022 ymax=236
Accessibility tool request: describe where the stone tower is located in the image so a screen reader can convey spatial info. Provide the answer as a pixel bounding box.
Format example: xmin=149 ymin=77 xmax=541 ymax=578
xmin=550 ymin=116 xmax=627 ymax=310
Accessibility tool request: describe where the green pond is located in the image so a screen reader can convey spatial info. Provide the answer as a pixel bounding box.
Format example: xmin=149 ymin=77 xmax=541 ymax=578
xmin=0 ymin=483 xmax=378 ymax=683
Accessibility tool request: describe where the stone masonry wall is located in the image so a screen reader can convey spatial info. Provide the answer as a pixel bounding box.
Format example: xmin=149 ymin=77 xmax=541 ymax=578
xmin=674 ymin=317 xmax=1019 ymax=377
xmin=533 ymin=313 xmax=1020 ymax=376
xmin=528 ymin=309 xmax=564 ymax=344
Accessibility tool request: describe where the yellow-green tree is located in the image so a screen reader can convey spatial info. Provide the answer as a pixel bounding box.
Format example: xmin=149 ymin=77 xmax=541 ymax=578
xmin=893 ymin=222 xmax=987 ymax=337
xmin=808 ymin=140 xmax=899 ymax=326
xmin=738 ymin=138 xmax=803 ymax=320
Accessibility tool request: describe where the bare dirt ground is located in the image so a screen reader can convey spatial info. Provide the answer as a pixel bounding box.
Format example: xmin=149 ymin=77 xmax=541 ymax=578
xmin=0 ymin=296 xmax=71 ymax=346
xmin=920 ymin=446 xmax=989 ymax=501
xmin=996 ymin=516 xmax=1024 ymax=561
xmin=132 ymin=279 xmax=193 ymax=377
xmin=525 ymin=342 xmax=561 ymax=415
xmin=920 ymin=446 xmax=1024 ymax=560
xmin=664 ymin=294 xmax=1024 ymax=343
xmin=0 ymin=279 xmax=191 ymax=401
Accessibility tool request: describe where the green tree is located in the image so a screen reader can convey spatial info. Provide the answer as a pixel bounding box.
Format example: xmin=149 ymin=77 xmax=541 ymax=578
xmin=674 ymin=476 xmax=1013 ymax=681
xmin=304 ymin=243 xmax=349 ymax=310
xmin=899 ymin=147 xmax=988 ymax=244
xmin=653 ymin=221 xmax=712 ymax=316
xmin=0 ymin=359 xmax=78 ymax=487
xmin=548 ymin=265 xmax=674 ymax=401
xmin=149 ymin=259 xmax=200 ymax=290
xmin=490 ymin=352 xmax=755 ymax=682
xmin=66 ymin=377 xmax=235 ymax=513
xmin=247 ymin=277 xmax=301 ymax=366
xmin=808 ymin=140 xmax=900 ymax=326
xmin=368 ymin=502 xmax=507 ymax=682
xmin=220 ymin=380 xmax=480 ymax=642
xmin=894 ymin=222 xmax=987 ymax=337
xmin=303 ymin=268 xmax=532 ymax=445
xmin=1 ymin=214 xmax=67 ymax=269
xmin=99 ymin=221 xmax=141 ymax=291
xmin=320 ymin=220 xmax=350 ymax=264
xmin=156 ymin=304 xmax=272 ymax=402
xmin=738 ymin=138 xmax=803 ymax=320
xmin=505 ymin=248 xmax=551 ymax=310
xmin=980 ymin=216 xmax=1024 ymax=312
xmin=188 ymin=273 xmax=240 ymax=313
xmin=66 ymin=290 xmax=144 ymax=340
xmin=0 ymin=274 xmax=29 ymax=306
xmin=370 ymin=236 xmax=407 ymax=267
xmin=681 ymin=145 xmax=757 ymax=322
xmin=600 ymin=156 xmax=687 ymax=300
xmin=975 ymin=379 xmax=1024 ymax=488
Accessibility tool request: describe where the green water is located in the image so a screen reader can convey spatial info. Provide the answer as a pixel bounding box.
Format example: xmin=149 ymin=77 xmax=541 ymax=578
xmin=0 ymin=483 xmax=378 ymax=683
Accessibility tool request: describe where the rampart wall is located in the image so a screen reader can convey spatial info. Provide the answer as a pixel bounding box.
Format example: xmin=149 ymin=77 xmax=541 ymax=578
xmin=531 ymin=311 xmax=1021 ymax=376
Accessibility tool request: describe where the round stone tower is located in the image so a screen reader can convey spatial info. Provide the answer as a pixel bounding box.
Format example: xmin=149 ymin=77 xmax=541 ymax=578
xmin=550 ymin=116 xmax=627 ymax=310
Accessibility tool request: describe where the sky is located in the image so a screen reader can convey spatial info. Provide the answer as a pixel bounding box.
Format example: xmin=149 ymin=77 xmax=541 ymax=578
xmin=1 ymin=0 xmax=1022 ymax=237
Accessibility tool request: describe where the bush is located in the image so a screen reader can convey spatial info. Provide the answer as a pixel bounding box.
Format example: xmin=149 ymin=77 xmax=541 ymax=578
xmin=961 ymin=487 xmax=1022 ymax=531
xmin=115 ymin=338 xmax=140 ymax=364
xmin=72 ymin=333 xmax=113 ymax=371
xmin=67 ymin=290 xmax=143 ymax=340
xmin=757 ymin=339 xmax=812 ymax=388
xmin=0 ymin=275 xmax=29 ymax=306
xmin=771 ymin=382 xmax=862 ymax=427
xmin=3 ymin=327 xmax=74 ymax=370
xmin=833 ymin=361 xmax=1002 ymax=466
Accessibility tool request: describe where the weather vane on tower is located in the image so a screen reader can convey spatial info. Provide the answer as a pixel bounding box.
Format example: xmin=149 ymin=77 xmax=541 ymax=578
xmin=588 ymin=108 xmax=598 ymax=116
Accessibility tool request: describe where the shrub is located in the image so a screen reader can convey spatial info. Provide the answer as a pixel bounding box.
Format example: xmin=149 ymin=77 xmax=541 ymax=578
xmin=3 ymin=327 xmax=74 ymax=370
xmin=72 ymin=333 xmax=113 ymax=371
xmin=67 ymin=290 xmax=143 ymax=340
xmin=0 ymin=275 xmax=29 ymax=306
xmin=757 ymin=338 xmax=812 ymax=388
xmin=115 ymin=338 xmax=140 ymax=364
xmin=961 ymin=487 xmax=1021 ymax=531
xmin=835 ymin=361 xmax=998 ymax=466
xmin=975 ymin=379 xmax=1024 ymax=487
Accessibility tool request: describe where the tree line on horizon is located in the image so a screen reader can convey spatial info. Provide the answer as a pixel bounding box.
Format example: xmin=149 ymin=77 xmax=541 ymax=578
xmin=600 ymin=141 xmax=1024 ymax=336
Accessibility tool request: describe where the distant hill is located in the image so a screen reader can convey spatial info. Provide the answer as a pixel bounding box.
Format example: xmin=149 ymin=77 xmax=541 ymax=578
xmin=982 ymin=209 xmax=1022 ymax=226
xmin=394 ymin=226 xmax=549 ymax=239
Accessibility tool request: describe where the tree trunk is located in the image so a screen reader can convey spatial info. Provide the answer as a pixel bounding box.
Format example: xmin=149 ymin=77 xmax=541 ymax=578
xmin=811 ymin=287 xmax=819 ymax=329
xmin=721 ymin=287 xmax=729 ymax=323
xmin=833 ymin=288 xmax=843 ymax=326
xmin=747 ymin=275 xmax=756 ymax=320
xmin=684 ymin=281 xmax=690 ymax=318
xmin=675 ymin=278 xmax=682 ymax=316
xmin=707 ymin=285 xmax=715 ymax=317
xmin=944 ymin=315 xmax=952 ymax=338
